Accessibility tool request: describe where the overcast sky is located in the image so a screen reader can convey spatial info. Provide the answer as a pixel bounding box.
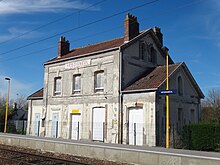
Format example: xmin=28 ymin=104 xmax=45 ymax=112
xmin=0 ymin=0 xmax=219 ymax=99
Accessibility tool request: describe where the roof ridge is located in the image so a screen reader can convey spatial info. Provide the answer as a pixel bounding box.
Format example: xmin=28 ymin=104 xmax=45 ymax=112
xmin=156 ymin=62 xmax=182 ymax=68
xmin=70 ymin=36 xmax=124 ymax=51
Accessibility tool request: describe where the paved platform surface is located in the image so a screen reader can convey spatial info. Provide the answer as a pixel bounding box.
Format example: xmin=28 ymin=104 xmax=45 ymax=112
xmin=0 ymin=133 xmax=220 ymax=165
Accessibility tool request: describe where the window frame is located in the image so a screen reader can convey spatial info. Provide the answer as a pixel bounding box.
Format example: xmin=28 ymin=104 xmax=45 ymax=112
xmin=72 ymin=74 xmax=81 ymax=94
xmin=139 ymin=41 xmax=146 ymax=60
xmin=178 ymin=76 xmax=183 ymax=96
xmin=190 ymin=109 xmax=195 ymax=124
xmin=149 ymin=46 xmax=156 ymax=63
xmin=94 ymin=70 xmax=104 ymax=92
xmin=54 ymin=77 xmax=62 ymax=96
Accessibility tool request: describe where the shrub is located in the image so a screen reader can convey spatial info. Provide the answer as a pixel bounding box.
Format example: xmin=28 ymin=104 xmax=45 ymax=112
xmin=181 ymin=124 xmax=220 ymax=151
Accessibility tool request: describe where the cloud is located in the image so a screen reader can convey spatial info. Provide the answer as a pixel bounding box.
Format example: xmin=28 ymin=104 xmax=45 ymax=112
xmin=0 ymin=27 xmax=42 ymax=42
xmin=0 ymin=0 xmax=97 ymax=15
xmin=0 ymin=75 xmax=33 ymax=99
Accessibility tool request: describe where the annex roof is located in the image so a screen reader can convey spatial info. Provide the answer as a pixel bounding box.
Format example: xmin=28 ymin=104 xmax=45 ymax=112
xmin=123 ymin=62 xmax=204 ymax=98
xmin=27 ymin=88 xmax=43 ymax=100
xmin=124 ymin=63 xmax=181 ymax=91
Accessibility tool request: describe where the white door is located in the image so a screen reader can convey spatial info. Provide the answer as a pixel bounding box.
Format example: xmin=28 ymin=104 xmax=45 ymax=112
xmin=71 ymin=115 xmax=81 ymax=140
xmin=51 ymin=113 xmax=59 ymax=138
xmin=129 ymin=109 xmax=143 ymax=145
xmin=93 ymin=107 xmax=105 ymax=141
xmin=34 ymin=113 xmax=40 ymax=136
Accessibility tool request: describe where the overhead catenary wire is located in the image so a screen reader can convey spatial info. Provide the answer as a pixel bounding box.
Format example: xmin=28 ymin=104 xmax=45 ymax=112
xmin=0 ymin=0 xmax=159 ymax=57
xmin=0 ymin=0 xmax=204 ymax=63
xmin=0 ymin=25 xmax=122 ymax=62
xmin=0 ymin=0 xmax=108 ymax=45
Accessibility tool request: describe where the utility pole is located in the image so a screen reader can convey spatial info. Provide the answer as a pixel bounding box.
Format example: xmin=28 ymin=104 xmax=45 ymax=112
xmin=165 ymin=48 xmax=170 ymax=148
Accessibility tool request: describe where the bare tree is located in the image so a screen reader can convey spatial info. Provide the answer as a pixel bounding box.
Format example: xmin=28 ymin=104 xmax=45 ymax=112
xmin=202 ymin=88 xmax=220 ymax=123
xmin=15 ymin=94 xmax=27 ymax=109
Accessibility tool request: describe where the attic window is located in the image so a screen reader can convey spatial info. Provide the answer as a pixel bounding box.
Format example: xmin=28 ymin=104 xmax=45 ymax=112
xmin=178 ymin=76 xmax=183 ymax=96
xmin=139 ymin=41 xmax=146 ymax=60
xmin=149 ymin=47 xmax=156 ymax=63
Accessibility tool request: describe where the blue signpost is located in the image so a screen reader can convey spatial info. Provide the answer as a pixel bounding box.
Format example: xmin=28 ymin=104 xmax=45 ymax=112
xmin=158 ymin=89 xmax=177 ymax=95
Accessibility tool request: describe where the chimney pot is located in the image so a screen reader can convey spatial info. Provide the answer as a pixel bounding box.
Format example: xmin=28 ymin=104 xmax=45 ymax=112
xmin=124 ymin=13 xmax=139 ymax=43
xmin=58 ymin=36 xmax=70 ymax=58
xmin=153 ymin=26 xmax=163 ymax=47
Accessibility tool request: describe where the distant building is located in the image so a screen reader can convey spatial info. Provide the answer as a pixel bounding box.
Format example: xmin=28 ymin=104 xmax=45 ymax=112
xmin=27 ymin=14 xmax=204 ymax=147
xmin=8 ymin=103 xmax=28 ymax=134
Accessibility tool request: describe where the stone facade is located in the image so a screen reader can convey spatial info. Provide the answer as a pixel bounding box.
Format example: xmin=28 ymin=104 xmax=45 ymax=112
xmin=27 ymin=14 xmax=204 ymax=147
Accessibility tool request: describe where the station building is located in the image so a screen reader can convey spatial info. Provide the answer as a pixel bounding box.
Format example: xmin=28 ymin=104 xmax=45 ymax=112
xmin=27 ymin=14 xmax=204 ymax=147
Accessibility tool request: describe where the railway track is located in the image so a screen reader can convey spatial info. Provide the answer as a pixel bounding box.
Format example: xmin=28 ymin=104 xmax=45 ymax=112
xmin=0 ymin=145 xmax=91 ymax=165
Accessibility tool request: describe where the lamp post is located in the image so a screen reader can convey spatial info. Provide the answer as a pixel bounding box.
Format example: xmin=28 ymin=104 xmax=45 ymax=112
xmin=4 ymin=77 xmax=10 ymax=133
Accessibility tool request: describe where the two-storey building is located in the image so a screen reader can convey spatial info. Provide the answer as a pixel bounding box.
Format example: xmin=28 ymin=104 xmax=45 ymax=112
xmin=27 ymin=14 xmax=204 ymax=147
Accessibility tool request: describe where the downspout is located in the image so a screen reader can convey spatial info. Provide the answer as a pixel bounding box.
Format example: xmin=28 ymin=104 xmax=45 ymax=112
xmin=46 ymin=66 xmax=49 ymax=136
xmin=44 ymin=65 xmax=49 ymax=137
xmin=118 ymin=47 xmax=123 ymax=144
xmin=29 ymin=99 xmax=33 ymax=135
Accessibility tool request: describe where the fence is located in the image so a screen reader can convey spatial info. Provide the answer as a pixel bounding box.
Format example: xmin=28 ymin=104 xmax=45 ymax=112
xmin=0 ymin=121 xmax=183 ymax=147
xmin=1 ymin=120 xmax=219 ymax=151
xmin=0 ymin=120 xmax=27 ymax=135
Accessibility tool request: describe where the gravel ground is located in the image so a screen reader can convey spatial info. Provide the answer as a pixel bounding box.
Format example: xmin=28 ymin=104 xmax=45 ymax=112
xmin=0 ymin=144 xmax=131 ymax=165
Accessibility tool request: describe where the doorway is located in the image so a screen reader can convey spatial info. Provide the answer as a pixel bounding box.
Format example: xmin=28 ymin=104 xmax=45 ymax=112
xmin=129 ymin=108 xmax=143 ymax=145
xmin=92 ymin=107 xmax=105 ymax=141
xmin=71 ymin=114 xmax=81 ymax=140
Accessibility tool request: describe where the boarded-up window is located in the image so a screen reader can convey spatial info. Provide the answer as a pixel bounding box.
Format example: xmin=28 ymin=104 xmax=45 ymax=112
xmin=73 ymin=74 xmax=81 ymax=94
xmin=95 ymin=71 xmax=104 ymax=92
xmin=54 ymin=77 xmax=61 ymax=95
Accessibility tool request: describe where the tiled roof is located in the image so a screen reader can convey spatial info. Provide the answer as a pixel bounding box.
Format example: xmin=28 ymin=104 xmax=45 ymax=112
xmin=27 ymin=88 xmax=43 ymax=100
xmin=47 ymin=37 xmax=125 ymax=63
xmin=124 ymin=63 xmax=181 ymax=91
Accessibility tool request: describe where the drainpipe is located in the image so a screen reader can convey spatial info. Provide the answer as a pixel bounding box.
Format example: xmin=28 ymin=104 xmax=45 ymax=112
xmin=29 ymin=100 xmax=33 ymax=135
xmin=118 ymin=47 xmax=123 ymax=144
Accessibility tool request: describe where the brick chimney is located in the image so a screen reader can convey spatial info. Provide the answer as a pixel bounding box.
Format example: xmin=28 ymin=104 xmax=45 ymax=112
xmin=124 ymin=13 xmax=139 ymax=43
xmin=58 ymin=36 xmax=70 ymax=58
xmin=153 ymin=26 xmax=163 ymax=47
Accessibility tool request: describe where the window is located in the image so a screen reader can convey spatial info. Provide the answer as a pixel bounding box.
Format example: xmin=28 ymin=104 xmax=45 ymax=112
xmin=54 ymin=77 xmax=61 ymax=95
xmin=178 ymin=76 xmax=183 ymax=96
xmin=149 ymin=47 xmax=156 ymax=63
xmin=73 ymin=74 xmax=81 ymax=94
xmin=190 ymin=109 xmax=195 ymax=124
xmin=177 ymin=108 xmax=183 ymax=133
xmin=94 ymin=71 xmax=104 ymax=92
xmin=139 ymin=41 xmax=146 ymax=60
